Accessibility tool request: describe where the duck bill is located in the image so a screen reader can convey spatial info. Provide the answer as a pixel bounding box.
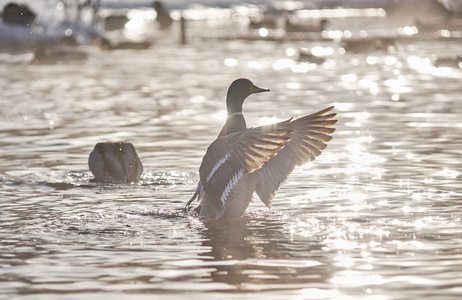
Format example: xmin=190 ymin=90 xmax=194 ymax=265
xmin=250 ymin=84 xmax=270 ymax=94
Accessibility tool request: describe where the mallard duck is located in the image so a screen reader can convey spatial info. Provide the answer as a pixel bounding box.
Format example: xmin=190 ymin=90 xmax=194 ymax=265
xmin=186 ymin=78 xmax=337 ymax=219
xmin=88 ymin=142 xmax=143 ymax=183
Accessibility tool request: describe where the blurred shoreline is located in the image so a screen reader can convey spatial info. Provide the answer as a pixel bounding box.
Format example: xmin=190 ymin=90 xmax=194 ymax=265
xmin=1 ymin=0 xmax=461 ymax=59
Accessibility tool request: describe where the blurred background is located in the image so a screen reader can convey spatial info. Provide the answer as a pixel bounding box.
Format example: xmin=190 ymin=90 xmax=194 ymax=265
xmin=1 ymin=0 xmax=462 ymax=299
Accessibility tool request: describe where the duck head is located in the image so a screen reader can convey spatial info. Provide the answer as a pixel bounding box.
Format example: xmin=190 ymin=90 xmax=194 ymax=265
xmin=226 ymin=78 xmax=269 ymax=115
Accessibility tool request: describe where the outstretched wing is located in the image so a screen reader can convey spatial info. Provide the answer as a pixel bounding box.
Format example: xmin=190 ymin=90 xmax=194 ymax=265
xmin=198 ymin=120 xmax=293 ymax=209
xmin=255 ymin=106 xmax=337 ymax=207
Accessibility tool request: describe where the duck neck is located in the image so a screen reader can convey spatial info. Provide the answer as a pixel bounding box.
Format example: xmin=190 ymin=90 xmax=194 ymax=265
xmin=226 ymin=101 xmax=244 ymax=116
xmin=218 ymin=112 xmax=246 ymax=137
xmin=226 ymin=86 xmax=247 ymax=115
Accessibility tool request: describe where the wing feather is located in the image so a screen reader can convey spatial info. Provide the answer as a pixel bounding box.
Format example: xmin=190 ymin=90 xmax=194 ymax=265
xmin=256 ymin=106 xmax=337 ymax=207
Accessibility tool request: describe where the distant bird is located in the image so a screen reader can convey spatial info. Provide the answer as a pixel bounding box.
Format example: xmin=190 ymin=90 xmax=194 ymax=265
xmin=341 ymin=38 xmax=396 ymax=54
xmin=89 ymin=142 xmax=143 ymax=183
xmin=153 ymin=1 xmax=173 ymax=29
xmin=285 ymin=18 xmax=329 ymax=33
xmin=103 ymin=14 xmax=129 ymax=31
xmin=32 ymin=46 xmax=88 ymax=64
xmin=98 ymin=37 xmax=152 ymax=50
xmin=297 ymin=48 xmax=326 ymax=64
xmin=434 ymin=52 xmax=462 ymax=68
xmin=248 ymin=15 xmax=279 ymax=30
xmin=186 ymin=78 xmax=337 ymax=219
xmin=1 ymin=2 xmax=36 ymax=26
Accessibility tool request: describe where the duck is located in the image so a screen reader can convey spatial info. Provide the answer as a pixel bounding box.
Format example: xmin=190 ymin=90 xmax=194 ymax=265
xmin=1 ymin=2 xmax=36 ymax=27
xmin=434 ymin=52 xmax=462 ymax=68
xmin=103 ymin=14 xmax=129 ymax=31
xmin=341 ymin=37 xmax=396 ymax=54
xmin=186 ymin=78 xmax=337 ymax=219
xmin=248 ymin=15 xmax=279 ymax=30
xmin=297 ymin=48 xmax=326 ymax=64
xmin=97 ymin=37 xmax=152 ymax=51
xmin=88 ymin=142 xmax=143 ymax=183
xmin=285 ymin=18 xmax=329 ymax=33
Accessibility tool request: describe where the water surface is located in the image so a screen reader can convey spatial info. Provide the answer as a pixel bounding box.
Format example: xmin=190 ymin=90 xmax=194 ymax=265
xmin=1 ymin=5 xmax=462 ymax=300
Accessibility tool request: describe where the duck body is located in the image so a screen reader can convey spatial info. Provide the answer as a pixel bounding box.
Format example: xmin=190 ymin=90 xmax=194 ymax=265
xmin=89 ymin=142 xmax=143 ymax=183
xmin=187 ymin=79 xmax=337 ymax=219
xmin=199 ymin=172 xmax=258 ymax=219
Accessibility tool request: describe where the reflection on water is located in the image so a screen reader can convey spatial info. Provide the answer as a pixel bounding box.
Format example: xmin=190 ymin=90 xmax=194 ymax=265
xmin=1 ymin=1 xmax=462 ymax=299
xmin=197 ymin=215 xmax=333 ymax=292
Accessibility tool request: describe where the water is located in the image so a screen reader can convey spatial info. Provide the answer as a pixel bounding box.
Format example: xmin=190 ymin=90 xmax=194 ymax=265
xmin=1 ymin=1 xmax=462 ymax=299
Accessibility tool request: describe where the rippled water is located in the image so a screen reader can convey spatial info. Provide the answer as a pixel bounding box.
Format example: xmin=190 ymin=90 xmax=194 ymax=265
xmin=1 ymin=6 xmax=462 ymax=299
